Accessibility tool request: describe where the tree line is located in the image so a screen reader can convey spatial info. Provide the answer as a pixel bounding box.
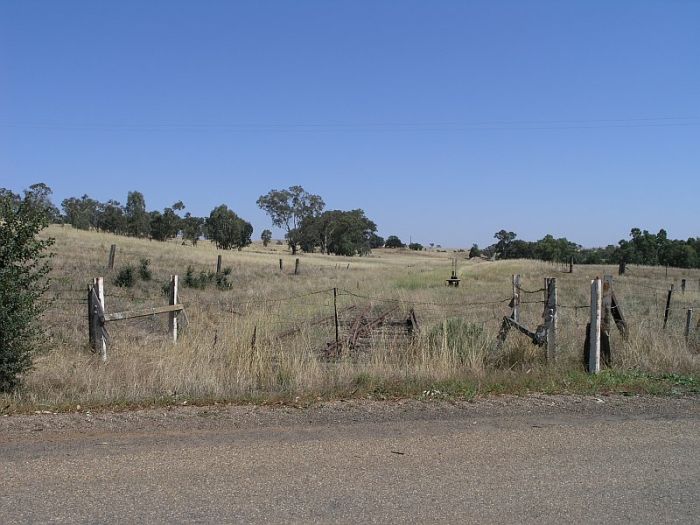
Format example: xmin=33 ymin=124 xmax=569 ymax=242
xmin=1 ymin=183 xmax=395 ymax=256
xmin=3 ymin=183 xmax=698 ymax=267
xmin=474 ymin=228 xmax=700 ymax=269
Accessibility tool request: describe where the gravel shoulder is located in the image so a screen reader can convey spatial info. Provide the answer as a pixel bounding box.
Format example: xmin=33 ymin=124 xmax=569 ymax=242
xmin=1 ymin=394 xmax=698 ymax=444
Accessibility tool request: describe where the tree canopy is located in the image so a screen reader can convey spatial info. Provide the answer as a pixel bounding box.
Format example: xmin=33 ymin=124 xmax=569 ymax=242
xmin=257 ymin=185 xmax=324 ymax=254
xmin=206 ymin=205 xmax=253 ymax=250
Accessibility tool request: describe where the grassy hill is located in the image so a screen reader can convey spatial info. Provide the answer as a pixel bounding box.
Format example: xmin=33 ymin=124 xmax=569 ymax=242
xmin=3 ymin=225 xmax=698 ymax=412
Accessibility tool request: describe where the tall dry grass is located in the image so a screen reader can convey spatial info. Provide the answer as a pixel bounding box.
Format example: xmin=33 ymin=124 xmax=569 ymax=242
xmin=3 ymin=225 xmax=698 ymax=409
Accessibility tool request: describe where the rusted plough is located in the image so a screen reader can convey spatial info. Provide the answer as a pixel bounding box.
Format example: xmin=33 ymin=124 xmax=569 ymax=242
xmin=321 ymin=306 xmax=419 ymax=359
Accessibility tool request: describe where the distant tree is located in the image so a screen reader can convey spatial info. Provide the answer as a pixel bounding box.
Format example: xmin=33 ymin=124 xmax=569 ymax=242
xmin=206 ymin=205 xmax=253 ymax=250
xmin=408 ymin=242 xmax=423 ymax=251
xmin=95 ymin=200 xmax=127 ymax=234
xmin=150 ymin=203 xmax=182 ymax=241
xmin=181 ymin=213 xmax=204 ymax=246
xmin=125 ymin=191 xmax=150 ymax=238
xmin=494 ymin=230 xmax=517 ymax=258
xmin=0 ymin=187 xmax=54 ymax=391
xmin=256 ymin=185 xmax=325 ymax=255
xmin=469 ymin=244 xmax=481 ymax=258
xmin=23 ymin=183 xmax=61 ymax=223
xmin=384 ymin=235 xmax=405 ymax=249
xmin=61 ymin=194 xmax=99 ymax=230
xmin=368 ymin=232 xmax=385 ymax=249
xmin=261 ymin=229 xmax=272 ymax=247
xmin=297 ymin=209 xmax=379 ymax=256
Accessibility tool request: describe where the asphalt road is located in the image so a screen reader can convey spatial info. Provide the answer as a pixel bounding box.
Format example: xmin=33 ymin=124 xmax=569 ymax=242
xmin=1 ymin=396 xmax=698 ymax=523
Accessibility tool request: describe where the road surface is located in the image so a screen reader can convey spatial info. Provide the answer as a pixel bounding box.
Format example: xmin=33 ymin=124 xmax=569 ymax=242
xmin=1 ymin=395 xmax=698 ymax=523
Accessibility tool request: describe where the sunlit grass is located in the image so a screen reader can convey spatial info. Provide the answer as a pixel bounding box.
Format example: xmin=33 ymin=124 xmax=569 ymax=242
xmin=2 ymin=224 xmax=697 ymax=412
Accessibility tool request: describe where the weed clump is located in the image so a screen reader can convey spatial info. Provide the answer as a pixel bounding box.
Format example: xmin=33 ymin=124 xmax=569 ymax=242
xmin=138 ymin=258 xmax=152 ymax=281
xmin=182 ymin=265 xmax=232 ymax=290
xmin=114 ymin=266 xmax=135 ymax=287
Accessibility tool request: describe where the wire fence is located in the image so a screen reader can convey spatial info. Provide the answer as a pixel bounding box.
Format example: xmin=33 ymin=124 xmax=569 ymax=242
xmin=38 ymin=269 xmax=700 ymax=352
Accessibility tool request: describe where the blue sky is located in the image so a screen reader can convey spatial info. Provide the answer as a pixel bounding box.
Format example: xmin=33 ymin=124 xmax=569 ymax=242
xmin=1 ymin=1 xmax=698 ymax=248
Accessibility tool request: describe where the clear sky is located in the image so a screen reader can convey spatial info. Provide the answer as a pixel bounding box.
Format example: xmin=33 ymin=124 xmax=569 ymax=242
xmin=1 ymin=0 xmax=698 ymax=248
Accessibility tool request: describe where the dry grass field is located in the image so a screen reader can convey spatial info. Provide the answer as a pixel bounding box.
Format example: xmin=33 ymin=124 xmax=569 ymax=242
xmin=3 ymin=225 xmax=699 ymax=411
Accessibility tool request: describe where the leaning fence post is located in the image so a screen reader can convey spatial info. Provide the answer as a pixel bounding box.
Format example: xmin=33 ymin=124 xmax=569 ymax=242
xmin=169 ymin=275 xmax=178 ymax=343
xmin=107 ymin=244 xmax=117 ymax=270
xmin=685 ymin=309 xmax=693 ymax=341
xmin=663 ymin=284 xmax=674 ymax=329
xmin=511 ymin=274 xmax=521 ymax=323
xmin=601 ymin=275 xmax=614 ymax=366
xmin=588 ymin=278 xmax=602 ymax=374
xmin=216 ymin=255 xmax=222 ymax=274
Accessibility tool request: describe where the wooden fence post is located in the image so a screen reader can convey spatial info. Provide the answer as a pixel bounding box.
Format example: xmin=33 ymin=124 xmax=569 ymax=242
xmin=544 ymin=278 xmax=557 ymax=361
xmin=107 ymin=244 xmax=117 ymax=270
xmin=663 ymin=284 xmax=674 ymax=329
xmin=588 ymin=278 xmax=602 ymax=374
xmin=618 ymin=261 xmax=626 ymax=275
xmin=279 ymin=258 xmax=283 ymax=271
xmin=511 ymin=274 xmax=521 ymax=323
xmin=681 ymin=278 xmax=686 ymax=294
xmin=333 ymin=287 xmax=339 ymax=345
xmin=294 ymin=258 xmax=300 ymax=275
xmin=169 ymin=275 xmax=178 ymax=343
xmin=601 ymin=275 xmax=614 ymax=366
xmin=87 ymin=285 xmax=95 ymax=349
xmin=216 ymin=255 xmax=222 ymax=274
xmin=569 ymin=256 xmax=574 ymax=273
xmin=685 ymin=309 xmax=693 ymax=341
xmin=93 ymin=277 xmax=106 ymax=362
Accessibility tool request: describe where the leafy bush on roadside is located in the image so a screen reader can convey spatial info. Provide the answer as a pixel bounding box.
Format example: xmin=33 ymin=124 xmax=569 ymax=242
xmin=0 ymin=188 xmax=54 ymax=391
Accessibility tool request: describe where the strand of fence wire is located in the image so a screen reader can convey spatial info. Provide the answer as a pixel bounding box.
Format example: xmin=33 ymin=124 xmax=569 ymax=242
xmin=518 ymin=286 xmax=547 ymax=294
xmin=337 ymin=289 xmax=522 ymax=309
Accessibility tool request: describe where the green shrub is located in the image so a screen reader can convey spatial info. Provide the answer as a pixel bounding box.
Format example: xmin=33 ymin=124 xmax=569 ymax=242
xmin=114 ymin=266 xmax=135 ymax=287
xmin=183 ymin=265 xmax=232 ymax=290
xmin=0 ymin=189 xmax=54 ymax=391
xmin=215 ymin=267 xmax=233 ymax=290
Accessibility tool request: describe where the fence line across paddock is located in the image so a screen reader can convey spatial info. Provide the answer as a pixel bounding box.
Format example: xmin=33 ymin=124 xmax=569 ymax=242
xmin=37 ymin=266 xmax=700 ymax=371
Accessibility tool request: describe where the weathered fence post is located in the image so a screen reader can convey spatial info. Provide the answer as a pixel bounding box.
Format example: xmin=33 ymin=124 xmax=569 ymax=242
xmin=618 ymin=261 xmax=626 ymax=275
xmin=569 ymin=256 xmax=574 ymax=274
xmin=107 ymin=244 xmax=117 ymax=270
xmin=169 ymin=275 xmax=179 ymax=343
xmin=681 ymin=278 xmax=686 ymax=294
xmin=333 ymin=287 xmax=339 ymax=345
xmin=663 ymin=284 xmax=674 ymax=329
xmin=87 ymin=285 xmax=95 ymax=349
xmin=588 ymin=277 xmax=602 ymax=374
xmin=601 ymin=275 xmax=614 ymax=366
xmin=93 ymin=277 xmax=106 ymax=362
xmin=511 ymin=274 xmax=521 ymax=323
xmin=544 ymin=278 xmax=557 ymax=361
xmin=685 ymin=309 xmax=693 ymax=341
xmin=294 ymin=258 xmax=300 ymax=275
xmin=216 ymin=255 xmax=222 ymax=274
xmin=279 ymin=258 xmax=283 ymax=271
